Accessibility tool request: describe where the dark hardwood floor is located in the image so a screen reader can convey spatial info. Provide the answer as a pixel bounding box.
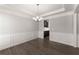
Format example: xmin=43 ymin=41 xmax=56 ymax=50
xmin=0 ymin=38 xmax=79 ymax=55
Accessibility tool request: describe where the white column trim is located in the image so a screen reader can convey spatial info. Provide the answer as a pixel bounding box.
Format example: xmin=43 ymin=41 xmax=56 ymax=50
xmin=73 ymin=13 xmax=78 ymax=47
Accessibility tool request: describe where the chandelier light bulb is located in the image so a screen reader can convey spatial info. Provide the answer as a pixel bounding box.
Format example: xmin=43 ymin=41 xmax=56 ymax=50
xmin=32 ymin=4 xmax=44 ymax=22
xmin=33 ymin=16 xmax=43 ymax=21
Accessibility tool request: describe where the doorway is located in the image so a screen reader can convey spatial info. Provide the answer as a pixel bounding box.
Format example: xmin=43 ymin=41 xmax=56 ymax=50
xmin=44 ymin=20 xmax=49 ymax=40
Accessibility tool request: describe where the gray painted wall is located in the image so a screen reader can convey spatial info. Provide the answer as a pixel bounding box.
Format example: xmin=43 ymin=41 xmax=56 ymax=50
xmin=52 ymin=15 xmax=73 ymax=33
xmin=49 ymin=14 xmax=76 ymax=47
xmin=0 ymin=13 xmax=39 ymax=50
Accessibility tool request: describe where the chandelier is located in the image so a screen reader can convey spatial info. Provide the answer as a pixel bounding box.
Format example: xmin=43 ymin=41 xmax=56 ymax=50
xmin=33 ymin=4 xmax=43 ymax=21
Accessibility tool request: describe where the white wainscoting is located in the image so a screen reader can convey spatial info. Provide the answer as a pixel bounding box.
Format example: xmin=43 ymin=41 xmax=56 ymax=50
xmin=50 ymin=32 xmax=76 ymax=47
xmin=0 ymin=31 xmax=38 ymax=50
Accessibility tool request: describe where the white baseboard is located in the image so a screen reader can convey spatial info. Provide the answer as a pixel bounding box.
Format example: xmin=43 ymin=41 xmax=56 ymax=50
xmin=50 ymin=32 xmax=76 ymax=47
xmin=0 ymin=31 xmax=38 ymax=50
xmin=77 ymin=35 xmax=79 ymax=48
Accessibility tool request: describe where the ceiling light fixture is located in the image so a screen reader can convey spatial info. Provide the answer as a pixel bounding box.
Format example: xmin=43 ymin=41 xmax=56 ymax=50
xmin=33 ymin=4 xmax=43 ymax=21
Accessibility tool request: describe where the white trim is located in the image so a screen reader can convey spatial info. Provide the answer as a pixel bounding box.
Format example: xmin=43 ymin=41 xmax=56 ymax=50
xmin=49 ymin=12 xmax=78 ymax=47
xmin=73 ymin=13 xmax=78 ymax=47
xmin=45 ymin=11 xmax=74 ymax=19
xmin=50 ymin=32 xmax=76 ymax=47
xmin=0 ymin=31 xmax=38 ymax=50
xmin=1 ymin=5 xmax=35 ymax=16
xmin=40 ymin=8 xmax=65 ymax=17
xmin=73 ymin=4 xmax=79 ymax=13
xmin=0 ymin=8 xmax=32 ymax=19
xmin=0 ymin=6 xmax=34 ymax=19
xmin=43 ymin=4 xmax=78 ymax=19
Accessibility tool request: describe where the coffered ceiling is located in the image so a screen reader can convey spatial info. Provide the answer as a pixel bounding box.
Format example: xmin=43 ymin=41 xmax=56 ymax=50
xmin=0 ymin=4 xmax=77 ymax=18
xmin=6 ymin=4 xmax=63 ymax=15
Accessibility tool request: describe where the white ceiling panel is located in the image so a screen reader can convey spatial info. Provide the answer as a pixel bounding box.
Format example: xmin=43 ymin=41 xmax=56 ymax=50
xmin=4 ymin=4 xmax=64 ymax=16
xmin=0 ymin=4 xmax=76 ymax=18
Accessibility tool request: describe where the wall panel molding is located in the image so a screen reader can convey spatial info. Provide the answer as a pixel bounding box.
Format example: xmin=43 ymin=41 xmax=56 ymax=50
xmin=50 ymin=32 xmax=76 ymax=47
xmin=0 ymin=31 xmax=38 ymax=50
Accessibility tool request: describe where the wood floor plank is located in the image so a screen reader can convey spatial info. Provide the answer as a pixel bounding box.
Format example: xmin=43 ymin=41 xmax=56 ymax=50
xmin=0 ymin=38 xmax=78 ymax=55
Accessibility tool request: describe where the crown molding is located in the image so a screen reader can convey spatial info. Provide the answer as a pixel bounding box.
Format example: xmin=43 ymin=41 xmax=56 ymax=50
xmin=0 ymin=5 xmax=35 ymax=18
xmin=5 ymin=5 xmax=35 ymax=16
xmin=0 ymin=6 xmax=33 ymax=19
xmin=42 ymin=4 xmax=79 ymax=19
xmin=73 ymin=4 xmax=79 ymax=13
xmin=0 ymin=5 xmax=66 ymax=19
xmin=45 ymin=11 xmax=74 ymax=19
xmin=40 ymin=8 xmax=65 ymax=17
xmin=0 ymin=5 xmax=76 ymax=20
